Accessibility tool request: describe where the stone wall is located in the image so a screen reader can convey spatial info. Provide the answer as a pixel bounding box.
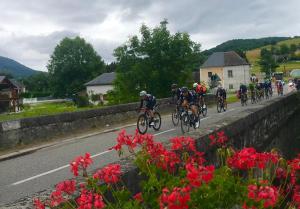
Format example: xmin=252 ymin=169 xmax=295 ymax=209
xmin=0 ymin=94 xmax=215 ymax=149
xmin=191 ymin=91 xmax=300 ymax=160
xmin=3 ymin=92 xmax=300 ymax=208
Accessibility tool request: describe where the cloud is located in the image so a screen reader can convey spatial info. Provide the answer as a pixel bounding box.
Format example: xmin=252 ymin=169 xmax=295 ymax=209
xmin=0 ymin=0 xmax=299 ymax=71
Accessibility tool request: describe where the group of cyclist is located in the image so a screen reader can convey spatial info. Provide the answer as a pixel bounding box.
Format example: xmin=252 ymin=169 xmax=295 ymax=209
xmin=243 ymin=78 xmax=285 ymax=104
xmin=138 ymin=76 xmax=287 ymax=132
xmin=138 ymin=81 xmax=229 ymax=130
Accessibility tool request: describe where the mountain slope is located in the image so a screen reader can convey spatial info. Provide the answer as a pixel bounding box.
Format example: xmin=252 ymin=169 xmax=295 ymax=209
xmin=246 ymin=37 xmax=300 ymax=74
xmin=204 ymin=37 xmax=290 ymax=56
xmin=0 ymin=56 xmax=39 ymax=78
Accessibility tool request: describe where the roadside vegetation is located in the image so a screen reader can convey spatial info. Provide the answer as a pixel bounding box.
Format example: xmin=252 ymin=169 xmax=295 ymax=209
xmin=33 ymin=130 xmax=300 ymax=209
xmin=246 ymin=37 xmax=300 ymax=75
xmin=0 ymin=102 xmax=98 ymax=122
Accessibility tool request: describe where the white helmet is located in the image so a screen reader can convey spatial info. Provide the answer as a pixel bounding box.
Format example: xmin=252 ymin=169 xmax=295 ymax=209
xmin=193 ymin=83 xmax=198 ymax=88
xmin=139 ymin=90 xmax=147 ymax=97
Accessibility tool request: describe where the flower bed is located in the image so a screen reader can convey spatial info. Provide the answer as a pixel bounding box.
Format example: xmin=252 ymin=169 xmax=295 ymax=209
xmin=34 ymin=130 xmax=300 ymax=209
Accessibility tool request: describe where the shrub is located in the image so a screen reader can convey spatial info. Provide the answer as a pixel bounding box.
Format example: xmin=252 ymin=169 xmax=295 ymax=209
xmin=73 ymin=95 xmax=90 ymax=108
xmin=34 ymin=130 xmax=300 ymax=209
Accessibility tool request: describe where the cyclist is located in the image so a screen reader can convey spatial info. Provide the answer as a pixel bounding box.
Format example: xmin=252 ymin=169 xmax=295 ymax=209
xmin=171 ymin=83 xmax=181 ymax=104
xmin=239 ymin=83 xmax=248 ymax=102
xmin=193 ymin=82 xmax=207 ymax=108
xmin=276 ymin=80 xmax=284 ymax=95
xmin=216 ymin=85 xmax=227 ymax=109
xmin=249 ymin=82 xmax=256 ymax=102
xmin=264 ymin=79 xmax=272 ymax=98
xmin=139 ymin=91 xmax=156 ymax=126
xmin=180 ymin=87 xmax=200 ymax=128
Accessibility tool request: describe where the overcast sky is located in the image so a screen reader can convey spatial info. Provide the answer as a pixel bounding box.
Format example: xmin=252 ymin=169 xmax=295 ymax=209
xmin=0 ymin=0 xmax=299 ymax=71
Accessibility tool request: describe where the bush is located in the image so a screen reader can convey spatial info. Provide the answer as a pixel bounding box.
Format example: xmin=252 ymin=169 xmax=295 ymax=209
xmin=34 ymin=130 xmax=300 ymax=209
xmin=73 ymin=95 xmax=90 ymax=108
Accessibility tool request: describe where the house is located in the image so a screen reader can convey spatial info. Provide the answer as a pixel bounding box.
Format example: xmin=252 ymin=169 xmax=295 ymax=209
xmin=84 ymin=72 xmax=116 ymax=103
xmin=200 ymin=51 xmax=250 ymax=90
xmin=0 ymin=76 xmax=23 ymax=112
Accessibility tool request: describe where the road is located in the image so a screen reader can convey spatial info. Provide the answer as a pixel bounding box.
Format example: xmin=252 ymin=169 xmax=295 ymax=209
xmin=0 ymin=88 xmax=290 ymax=206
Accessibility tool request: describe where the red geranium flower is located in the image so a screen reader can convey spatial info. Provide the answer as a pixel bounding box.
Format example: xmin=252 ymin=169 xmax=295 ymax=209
xmin=186 ymin=163 xmax=214 ymax=188
xmin=49 ymin=190 xmax=64 ymax=207
xmin=55 ymin=180 xmax=76 ymax=195
xmin=133 ymin=192 xmax=143 ymax=203
xmin=70 ymin=153 xmax=93 ymax=176
xmin=93 ymin=164 xmax=122 ymax=185
xmin=33 ymin=198 xmax=45 ymax=209
xmin=159 ymin=186 xmax=191 ymax=209
xmin=247 ymin=184 xmax=278 ymax=208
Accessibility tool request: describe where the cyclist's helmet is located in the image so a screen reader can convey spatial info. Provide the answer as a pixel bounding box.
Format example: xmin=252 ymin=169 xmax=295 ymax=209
xmin=193 ymin=83 xmax=198 ymax=88
xmin=139 ymin=90 xmax=147 ymax=97
xmin=181 ymin=86 xmax=188 ymax=93
xmin=171 ymin=83 xmax=177 ymax=89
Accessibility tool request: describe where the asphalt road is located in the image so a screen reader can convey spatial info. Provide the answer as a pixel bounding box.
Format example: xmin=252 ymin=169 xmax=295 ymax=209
xmin=0 ymin=87 xmax=291 ymax=205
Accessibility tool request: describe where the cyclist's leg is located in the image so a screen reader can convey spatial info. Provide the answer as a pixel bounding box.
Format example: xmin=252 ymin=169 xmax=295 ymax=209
xmin=191 ymin=104 xmax=199 ymax=126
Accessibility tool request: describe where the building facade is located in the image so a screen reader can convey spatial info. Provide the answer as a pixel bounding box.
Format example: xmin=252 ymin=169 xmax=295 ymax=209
xmin=85 ymin=72 xmax=116 ymax=104
xmin=200 ymin=51 xmax=250 ymax=90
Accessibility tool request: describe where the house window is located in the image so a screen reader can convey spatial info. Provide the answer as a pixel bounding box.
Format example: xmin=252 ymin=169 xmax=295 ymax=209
xmin=208 ymin=72 xmax=212 ymax=78
xmin=228 ymin=70 xmax=233 ymax=78
xmin=229 ymin=84 xmax=234 ymax=89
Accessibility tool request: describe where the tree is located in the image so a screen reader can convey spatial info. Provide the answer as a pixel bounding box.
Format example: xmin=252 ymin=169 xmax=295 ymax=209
xmin=0 ymin=71 xmax=14 ymax=79
xmin=111 ymin=20 xmax=204 ymax=103
xmin=279 ymin=44 xmax=290 ymax=55
xmin=47 ymin=37 xmax=105 ymax=97
xmin=258 ymin=49 xmax=278 ymax=77
xmin=235 ymin=49 xmax=249 ymax=63
xmin=22 ymin=72 xmax=50 ymax=93
xmin=105 ymin=62 xmax=117 ymax=73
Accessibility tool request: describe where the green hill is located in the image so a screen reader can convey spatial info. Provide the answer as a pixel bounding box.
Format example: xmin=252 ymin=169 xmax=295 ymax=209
xmin=246 ymin=37 xmax=300 ymax=74
xmin=204 ymin=37 xmax=290 ymax=56
xmin=0 ymin=56 xmax=39 ymax=78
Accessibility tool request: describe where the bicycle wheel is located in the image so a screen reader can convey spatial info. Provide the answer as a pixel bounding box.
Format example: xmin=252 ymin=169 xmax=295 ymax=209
xmin=171 ymin=108 xmax=179 ymax=126
xmin=137 ymin=114 xmax=148 ymax=134
xmin=180 ymin=112 xmax=190 ymax=134
xmin=152 ymin=112 xmax=162 ymax=131
xmin=222 ymin=103 xmax=227 ymax=111
xmin=202 ymin=106 xmax=207 ymax=117
xmin=192 ymin=113 xmax=201 ymax=129
xmin=217 ymin=101 xmax=222 ymax=113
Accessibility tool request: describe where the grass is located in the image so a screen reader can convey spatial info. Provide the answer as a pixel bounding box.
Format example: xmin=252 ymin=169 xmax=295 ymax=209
xmin=246 ymin=37 xmax=300 ymax=75
xmin=227 ymin=93 xmax=239 ymax=104
xmin=0 ymin=102 xmax=100 ymax=122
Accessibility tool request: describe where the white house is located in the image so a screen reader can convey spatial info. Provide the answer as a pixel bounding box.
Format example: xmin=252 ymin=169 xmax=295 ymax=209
xmin=200 ymin=51 xmax=251 ymax=90
xmin=85 ymin=72 xmax=116 ymax=103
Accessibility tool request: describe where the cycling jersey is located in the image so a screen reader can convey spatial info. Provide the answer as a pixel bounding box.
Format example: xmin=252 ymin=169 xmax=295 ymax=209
xmin=239 ymin=84 xmax=247 ymax=94
xmin=195 ymin=84 xmax=207 ymax=96
xmin=180 ymin=90 xmax=197 ymax=105
xmin=140 ymin=94 xmax=156 ymax=110
xmin=216 ymin=88 xmax=226 ymax=99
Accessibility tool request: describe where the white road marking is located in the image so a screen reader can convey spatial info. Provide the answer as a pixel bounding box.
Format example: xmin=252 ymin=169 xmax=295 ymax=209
xmin=200 ymin=117 xmax=210 ymax=121
xmin=11 ymin=129 xmax=176 ymax=186
xmin=153 ymin=128 xmax=175 ymax=136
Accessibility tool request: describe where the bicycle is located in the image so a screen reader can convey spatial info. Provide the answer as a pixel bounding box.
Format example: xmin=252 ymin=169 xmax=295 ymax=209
xmin=250 ymin=90 xmax=256 ymax=104
xmin=180 ymin=107 xmax=200 ymax=134
xmin=217 ymin=96 xmax=226 ymax=113
xmin=264 ymin=88 xmax=269 ymax=100
xmin=268 ymin=87 xmax=273 ymax=98
xmin=198 ymin=96 xmax=207 ymax=117
xmin=277 ymin=86 xmax=283 ymax=96
xmin=137 ymin=105 xmax=161 ymax=134
xmin=171 ymin=104 xmax=183 ymax=126
xmin=241 ymin=92 xmax=248 ymax=106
